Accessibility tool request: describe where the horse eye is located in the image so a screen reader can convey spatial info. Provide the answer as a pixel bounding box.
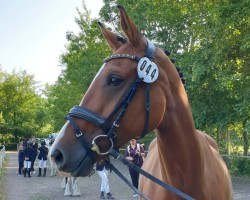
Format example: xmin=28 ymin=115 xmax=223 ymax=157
xmin=108 ymin=75 xmax=123 ymax=86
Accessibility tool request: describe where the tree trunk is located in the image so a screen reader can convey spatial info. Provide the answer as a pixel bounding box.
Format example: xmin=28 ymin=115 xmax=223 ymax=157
xmin=242 ymin=120 xmax=249 ymax=156
xmin=216 ymin=128 xmax=220 ymax=147
xmin=227 ymin=130 xmax=231 ymax=155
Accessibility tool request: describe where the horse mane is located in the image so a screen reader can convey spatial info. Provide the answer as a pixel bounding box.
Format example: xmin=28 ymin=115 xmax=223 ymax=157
xmin=164 ymin=50 xmax=186 ymax=90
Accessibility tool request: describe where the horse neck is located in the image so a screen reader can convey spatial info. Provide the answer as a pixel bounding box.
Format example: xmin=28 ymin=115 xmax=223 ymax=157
xmin=156 ymin=62 xmax=203 ymax=182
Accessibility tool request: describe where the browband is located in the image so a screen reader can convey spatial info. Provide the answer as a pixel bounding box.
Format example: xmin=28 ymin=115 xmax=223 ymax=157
xmin=103 ymin=54 xmax=140 ymax=63
xmin=103 ymin=38 xmax=155 ymax=63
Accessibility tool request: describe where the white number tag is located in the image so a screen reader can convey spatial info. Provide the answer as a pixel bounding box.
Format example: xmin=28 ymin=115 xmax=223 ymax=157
xmin=137 ymin=57 xmax=159 ymax=83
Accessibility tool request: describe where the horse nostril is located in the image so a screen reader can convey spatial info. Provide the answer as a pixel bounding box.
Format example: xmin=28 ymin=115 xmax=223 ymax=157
xmin=51 ymin=149 xmax=64 ymax=165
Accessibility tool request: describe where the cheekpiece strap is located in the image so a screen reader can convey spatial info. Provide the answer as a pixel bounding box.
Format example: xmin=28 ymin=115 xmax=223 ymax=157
xmin=103 ymin=54 xmax=141 ymax=63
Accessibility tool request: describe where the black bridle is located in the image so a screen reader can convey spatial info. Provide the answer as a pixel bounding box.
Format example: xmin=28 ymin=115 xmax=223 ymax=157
xmin=66 ymin=38 xmax=194 ymax=200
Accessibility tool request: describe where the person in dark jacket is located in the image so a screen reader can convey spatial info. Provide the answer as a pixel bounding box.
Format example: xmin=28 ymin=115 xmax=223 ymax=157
xmin=96 ymin=159 xmax=114 ymax=199
xmin=22 ymin=139 xmax=28 ymax=148
xmin=23 ymin=142 xmax=34 ymax=177
xmin=18 ymin=145 xmax=24 ymax=176
xmin=37 ymin=140 xmax=49 ymax=177
xmin=30 ymin=136 xmax=38 ymax=174
xmin=125 ymin=138 xmax=145 ymax=198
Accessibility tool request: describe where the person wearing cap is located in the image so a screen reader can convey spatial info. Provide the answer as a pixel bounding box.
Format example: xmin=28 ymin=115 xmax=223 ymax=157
xmin=37 ymin=140 xmax=49 ymax=177
xmin=125 ymin=138 xmax=145 ymax=198
xmin=23 ymin=142 xmax=34 ymax=177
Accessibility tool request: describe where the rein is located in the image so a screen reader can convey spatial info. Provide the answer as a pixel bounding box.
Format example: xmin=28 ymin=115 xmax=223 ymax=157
xmin=108 ymin=149 xmax=195 ymax=200
xmin=66 ymin=38 xmax=195 ymax=200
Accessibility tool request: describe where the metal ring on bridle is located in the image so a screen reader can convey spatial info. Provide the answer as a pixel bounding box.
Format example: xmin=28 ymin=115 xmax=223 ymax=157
xmin=91 ymin=135 xmax=114 ymax=155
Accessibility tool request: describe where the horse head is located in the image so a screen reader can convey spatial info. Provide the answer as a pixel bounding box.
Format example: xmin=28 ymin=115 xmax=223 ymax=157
xmin=50 ymin=5 xmax=182 ymax=177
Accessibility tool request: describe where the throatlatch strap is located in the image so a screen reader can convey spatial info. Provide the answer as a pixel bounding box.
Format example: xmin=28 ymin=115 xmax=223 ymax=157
xmin=140 ymin=83 xmax=150 ymax=138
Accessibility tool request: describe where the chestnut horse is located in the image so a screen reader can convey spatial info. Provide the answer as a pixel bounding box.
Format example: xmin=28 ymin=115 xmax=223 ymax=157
xmin=51 ymin=5 xmax=232 ymax=200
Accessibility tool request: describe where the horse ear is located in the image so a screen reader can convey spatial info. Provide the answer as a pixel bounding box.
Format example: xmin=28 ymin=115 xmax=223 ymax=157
xmin=117 ymin=5 xmax=143 ymax=45
xmin=98 ymin=21 xmax=122 ymax=52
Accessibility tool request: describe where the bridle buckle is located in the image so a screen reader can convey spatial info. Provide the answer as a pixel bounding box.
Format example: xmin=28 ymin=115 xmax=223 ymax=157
xmin=76 ymin=131 xmax=83 ymax=137
xmin=113 ymin=121 xmax=119 ymax=127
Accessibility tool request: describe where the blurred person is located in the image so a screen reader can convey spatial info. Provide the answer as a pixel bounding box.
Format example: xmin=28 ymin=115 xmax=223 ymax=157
xmin=125 ymin=138 xmax=145 ymax=198
xmin=23 ymin=142 xmax=34 ymax=177
xmin=37 ymin=140 xmax=49 ymax=177
xmin=30 ymin=136 xmax=38 ymax=174
xmin=18 ymin=145 xmax=24 ymax=176
xmin=96 ymin=159 xmax=115 ymax=199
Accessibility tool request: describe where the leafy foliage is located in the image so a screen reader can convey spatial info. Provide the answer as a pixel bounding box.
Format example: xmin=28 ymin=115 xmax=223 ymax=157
xmin=0 ymin=69 xmax=52 ymax=144
xmin=46 ymin=0 xmax=249 ymax=156
xmin=46 ymin=4 xmax=111 ymax=131
xmin=99 ymin=0 xmax=249 ymax=155
xmin=1 ymin=0 xmax=248 ymax=159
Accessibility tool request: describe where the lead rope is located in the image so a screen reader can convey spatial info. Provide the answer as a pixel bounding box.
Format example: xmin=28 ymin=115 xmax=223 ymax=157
xmin=109 ymin=148 xmax=195 ymax=200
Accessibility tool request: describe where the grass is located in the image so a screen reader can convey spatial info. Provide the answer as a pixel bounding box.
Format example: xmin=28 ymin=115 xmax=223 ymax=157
xmin=0 ymin=155 xmax=7 ymax=200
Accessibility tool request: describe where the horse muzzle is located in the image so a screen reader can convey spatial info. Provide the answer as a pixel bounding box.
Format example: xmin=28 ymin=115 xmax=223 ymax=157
xmin=50 ymin=143 xmax=94 ymax=177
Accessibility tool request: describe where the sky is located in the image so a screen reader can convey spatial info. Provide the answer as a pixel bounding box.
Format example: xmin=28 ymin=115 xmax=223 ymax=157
xmin=0 ymin=0 xmax=103 ymax=85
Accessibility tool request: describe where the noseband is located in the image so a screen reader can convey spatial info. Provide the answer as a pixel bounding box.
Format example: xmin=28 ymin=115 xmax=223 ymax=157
xmin=66 ymin=38 xmax=158 ymax=159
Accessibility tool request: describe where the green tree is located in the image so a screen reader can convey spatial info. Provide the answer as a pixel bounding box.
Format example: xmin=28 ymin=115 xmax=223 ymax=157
xmin=0 ymin=69 xmax=52 ymax=143
xmin=46 ymin=3 xmax=111 ymax=131
xmin=47 ymin=0 xmax=249 ymax=155
xmin=179 ymin=0 xmax=250 ymax=155
xmin=99 ymin=0 xmax=250 ymax=154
